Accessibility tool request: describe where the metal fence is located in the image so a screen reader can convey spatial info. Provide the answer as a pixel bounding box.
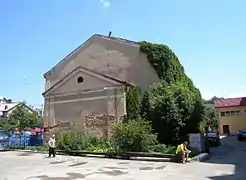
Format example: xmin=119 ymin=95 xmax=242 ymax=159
xmin=0 ymin=130 xmax=43 ymax=148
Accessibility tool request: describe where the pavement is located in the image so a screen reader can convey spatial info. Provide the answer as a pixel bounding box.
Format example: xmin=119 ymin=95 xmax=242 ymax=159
xmin=0 ymin=136 xmax=245 ymax=180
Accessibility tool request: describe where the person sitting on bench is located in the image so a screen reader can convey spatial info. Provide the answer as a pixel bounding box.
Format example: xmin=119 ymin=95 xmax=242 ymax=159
xmin=176 ymin=141 xmax=191 ymax=163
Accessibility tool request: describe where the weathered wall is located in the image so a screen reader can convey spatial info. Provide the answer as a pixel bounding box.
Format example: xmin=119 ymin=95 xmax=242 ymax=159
xmin=44 ymin=86 xmax=126 ymax=138
xmin=44 ymin=35 xmax=159 ymax=96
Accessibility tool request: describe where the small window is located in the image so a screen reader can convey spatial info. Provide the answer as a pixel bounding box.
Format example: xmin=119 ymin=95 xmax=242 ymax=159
xmin=77 ymin=76 xmax=83 ymax=83
xmin=235 ymin=110 xmax=241 ymax=115
xmin=220 ymin=112 xmax=225 ymax=116
xmin=225 ymin=111 xmax=231 ymax=116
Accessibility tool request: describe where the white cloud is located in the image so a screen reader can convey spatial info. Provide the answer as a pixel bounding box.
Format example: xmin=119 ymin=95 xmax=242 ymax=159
xmin=100 ymin=0 xmax=111 ymax=8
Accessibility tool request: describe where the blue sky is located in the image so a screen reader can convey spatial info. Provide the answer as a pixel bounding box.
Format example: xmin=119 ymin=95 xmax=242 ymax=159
xmin=1 ymin=0 xmax=246 ymax=106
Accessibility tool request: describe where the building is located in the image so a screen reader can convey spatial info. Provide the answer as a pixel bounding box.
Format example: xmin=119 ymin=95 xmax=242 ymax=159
xmin=214 ymin=97 xmax=246 ymax=135
xmin=42 ymin=33 xmax=160 ymax=137
xmin=0 ymin=97 xmax=35 ymax=118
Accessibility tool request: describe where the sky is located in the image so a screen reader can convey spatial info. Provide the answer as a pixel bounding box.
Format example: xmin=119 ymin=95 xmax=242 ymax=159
xmin=1 ymin=0 xmax=246 ymax=106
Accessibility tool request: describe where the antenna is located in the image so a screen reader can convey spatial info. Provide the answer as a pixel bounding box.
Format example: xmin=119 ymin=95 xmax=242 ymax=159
xmin=108 ymin=31 xmax=112 ymax=37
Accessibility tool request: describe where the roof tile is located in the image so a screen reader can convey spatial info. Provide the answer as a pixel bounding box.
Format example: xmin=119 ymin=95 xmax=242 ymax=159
xmin=214 ymin=97 xmax=246 ymax=108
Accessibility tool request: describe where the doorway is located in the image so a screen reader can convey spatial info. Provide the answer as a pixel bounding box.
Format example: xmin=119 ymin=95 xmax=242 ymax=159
xmin=222 ymin=125 xmax=230 ymax=134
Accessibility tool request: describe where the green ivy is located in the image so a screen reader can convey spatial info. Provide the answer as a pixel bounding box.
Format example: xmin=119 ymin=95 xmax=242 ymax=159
xmin=140 ymin=41 xmax=184 ymax=83
xmin=125 ymin=86 xmax=141 ymax=120
xmin=139 ymin=41 xmax=204 ymax=145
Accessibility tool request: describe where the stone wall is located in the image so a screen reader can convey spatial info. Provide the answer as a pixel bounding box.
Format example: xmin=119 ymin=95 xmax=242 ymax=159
xmin=84 ymin=113 xmax=124 ymax=138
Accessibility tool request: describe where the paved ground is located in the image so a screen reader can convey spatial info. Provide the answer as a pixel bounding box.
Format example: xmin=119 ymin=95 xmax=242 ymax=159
xmin=0 ymin=136 xmax=245 ymax=180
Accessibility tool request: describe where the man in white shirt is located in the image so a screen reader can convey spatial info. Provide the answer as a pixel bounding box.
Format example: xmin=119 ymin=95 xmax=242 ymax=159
xmin=48 ymin=134 xmax=56 ymax=158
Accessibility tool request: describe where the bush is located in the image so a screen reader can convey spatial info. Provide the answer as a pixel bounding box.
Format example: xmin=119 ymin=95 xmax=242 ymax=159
xmin=56 ymin=131 xmax=109 ymax=151
xmin=150 ymin=144 xmax=176 ymax=154
xmin=111 ymin=119 xmax=157 ymax=152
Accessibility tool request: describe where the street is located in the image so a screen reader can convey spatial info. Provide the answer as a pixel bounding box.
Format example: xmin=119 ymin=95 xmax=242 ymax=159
xmin=0 ymin=136 xmax=245 ymax=180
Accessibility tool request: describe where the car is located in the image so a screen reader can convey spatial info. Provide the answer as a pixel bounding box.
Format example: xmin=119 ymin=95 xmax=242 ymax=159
xmin=237 ymin=130 xmax=246 ymax=141
xmin=204 ymin=131 xmax=221 ymax=146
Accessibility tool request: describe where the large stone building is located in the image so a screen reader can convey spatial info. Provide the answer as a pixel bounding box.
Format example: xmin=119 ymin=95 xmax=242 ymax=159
xmin=42 ymin=34 xmax=160 ymax=137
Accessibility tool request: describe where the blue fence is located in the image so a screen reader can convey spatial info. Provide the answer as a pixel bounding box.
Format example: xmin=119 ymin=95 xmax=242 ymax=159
xmin=0 ymin=130 xmax=43 ymax=147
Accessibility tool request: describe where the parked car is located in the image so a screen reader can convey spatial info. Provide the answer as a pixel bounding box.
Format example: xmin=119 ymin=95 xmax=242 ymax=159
xmin=204 ymin=131 xmax=221 ymax=146
xmin=237 ymin=130 xmax=246 ymax=141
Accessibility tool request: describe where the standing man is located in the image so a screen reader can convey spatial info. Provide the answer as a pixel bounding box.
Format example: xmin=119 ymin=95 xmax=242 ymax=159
xmin=48 ymin=134 xmax=56 ymax=158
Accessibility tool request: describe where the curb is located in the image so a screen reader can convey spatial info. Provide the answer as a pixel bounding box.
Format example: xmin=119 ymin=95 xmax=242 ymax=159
xmin=3 ymin=149 xmax=172 ymax=162
xmin=192 ymin=153 xmax=211 ymax=162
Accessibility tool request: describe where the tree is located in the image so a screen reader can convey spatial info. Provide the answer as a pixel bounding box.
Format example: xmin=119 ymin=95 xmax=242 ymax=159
xmin=142 ymin=81 xmax=203 ymax=145
xmin=204 ymin=96 xmax=224 ymax=104
xmin=0 ymin=116 xmax=20 ymax=134
xmin=126 ymin=86 xmax=141 ymax=120
xmin=7 ymin=104 xmax=42 ymax=130
xmin=140 ymin=42 xmax=204 ymax=145
xmin=203 ymin=103 xmax=218 ymax=130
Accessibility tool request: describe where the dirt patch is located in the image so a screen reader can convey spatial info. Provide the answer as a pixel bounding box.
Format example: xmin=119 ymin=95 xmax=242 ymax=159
xmin=117 ymin=162 xmax=129 ymax=165
xmin=18 ymin=152 xmax=35 ymax=156
xmin=97 ymin=169 xmax=128 ymax=176
xmin=139 ymin=166 xmax=154 ymax=170
xmin=68 ymin=162 xmax=88 ymax=167
xmin=155 ymin=166 xmax=166 ymax=170
xmin=103 ymin=166 xmax=128 ymax=170
xmin=50 ymin=161 xmax=66 ymax=165
xmin=28 ymin=172 xmax=87 ymax=180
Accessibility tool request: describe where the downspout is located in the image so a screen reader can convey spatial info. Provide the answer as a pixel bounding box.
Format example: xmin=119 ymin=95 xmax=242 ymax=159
xmin=114 ymin=86 xmax=118 ymax=124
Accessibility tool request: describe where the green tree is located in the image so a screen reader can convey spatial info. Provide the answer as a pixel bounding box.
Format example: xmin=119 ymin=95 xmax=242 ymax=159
xmin=0 ymin=117 xmax=20 ymax=134
xmin=126 ymin=86 xmax=141 ymax=120
xmin=140 ymin=42 xmax=204 ymax=145
xmin=203 ymin=103 xmax=218 ymax=130
xmin=7 ymin=104 xmax=42 ymax=130
xmin=142 ymin=81 xmax=203 ymax=145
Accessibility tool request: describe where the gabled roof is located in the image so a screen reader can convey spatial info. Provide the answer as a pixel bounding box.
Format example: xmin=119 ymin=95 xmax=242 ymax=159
xmin=43 ymin=34 xmax=140 ymax=78
xmin=0 ymin=102 xmax=19 ymax=112
xmin=0 ymin=102 xmax=35 ymax=113
xmin=214 ymin=97 xmax=246 ymax=108
xmin=42 ymin=66 xmax=134 ymax=96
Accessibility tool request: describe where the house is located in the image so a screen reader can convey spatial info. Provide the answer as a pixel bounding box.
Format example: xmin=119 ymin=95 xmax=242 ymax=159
xmin=214 ymin=97 xmax=246 ymax=135
xmin=42 ymin=33 xmax=160 ymax=137
xmin=0 ymin=101 xmax=34 ymax=118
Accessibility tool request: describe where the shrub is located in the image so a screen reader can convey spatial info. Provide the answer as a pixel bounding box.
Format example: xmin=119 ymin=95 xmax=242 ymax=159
xmin=150 ymin=144 xmax=176 ymax=154
xmin=111 ymin=118 xmax=157 ymax=152
xmin=56 ymin=131 xmax=109 ymax=151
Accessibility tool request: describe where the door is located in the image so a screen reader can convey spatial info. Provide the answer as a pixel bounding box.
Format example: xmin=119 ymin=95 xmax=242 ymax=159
xmin=222 ymin=125 xmax=230 ymax=134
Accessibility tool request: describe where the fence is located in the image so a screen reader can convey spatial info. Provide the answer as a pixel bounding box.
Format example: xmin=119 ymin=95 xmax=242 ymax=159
xmin=0 ymin=130 xmax=43 ymax=147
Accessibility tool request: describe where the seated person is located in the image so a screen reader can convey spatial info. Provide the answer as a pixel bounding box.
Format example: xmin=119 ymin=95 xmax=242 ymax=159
xmin=175 ymin=141 xmax=191 ymax=163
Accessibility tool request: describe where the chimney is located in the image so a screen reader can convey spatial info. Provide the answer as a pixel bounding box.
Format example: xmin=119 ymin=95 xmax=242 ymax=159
xmin=108 ymin=31 xmax=112 ymax=37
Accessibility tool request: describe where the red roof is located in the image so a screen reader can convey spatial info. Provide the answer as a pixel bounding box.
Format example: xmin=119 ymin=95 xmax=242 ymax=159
xmin=214 ymin=97 xmax=246 ymax=108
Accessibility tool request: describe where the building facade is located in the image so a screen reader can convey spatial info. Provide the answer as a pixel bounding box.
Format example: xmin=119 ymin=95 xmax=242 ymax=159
xmin=42 ymin=34 xmax=160 ymax=137
xmin=214 ymin=97 xmax=246 ymax=135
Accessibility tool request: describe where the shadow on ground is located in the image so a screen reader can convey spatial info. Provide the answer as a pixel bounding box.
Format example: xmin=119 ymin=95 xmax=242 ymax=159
xmin=205 ymin=135 xmax=246 ymax=180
